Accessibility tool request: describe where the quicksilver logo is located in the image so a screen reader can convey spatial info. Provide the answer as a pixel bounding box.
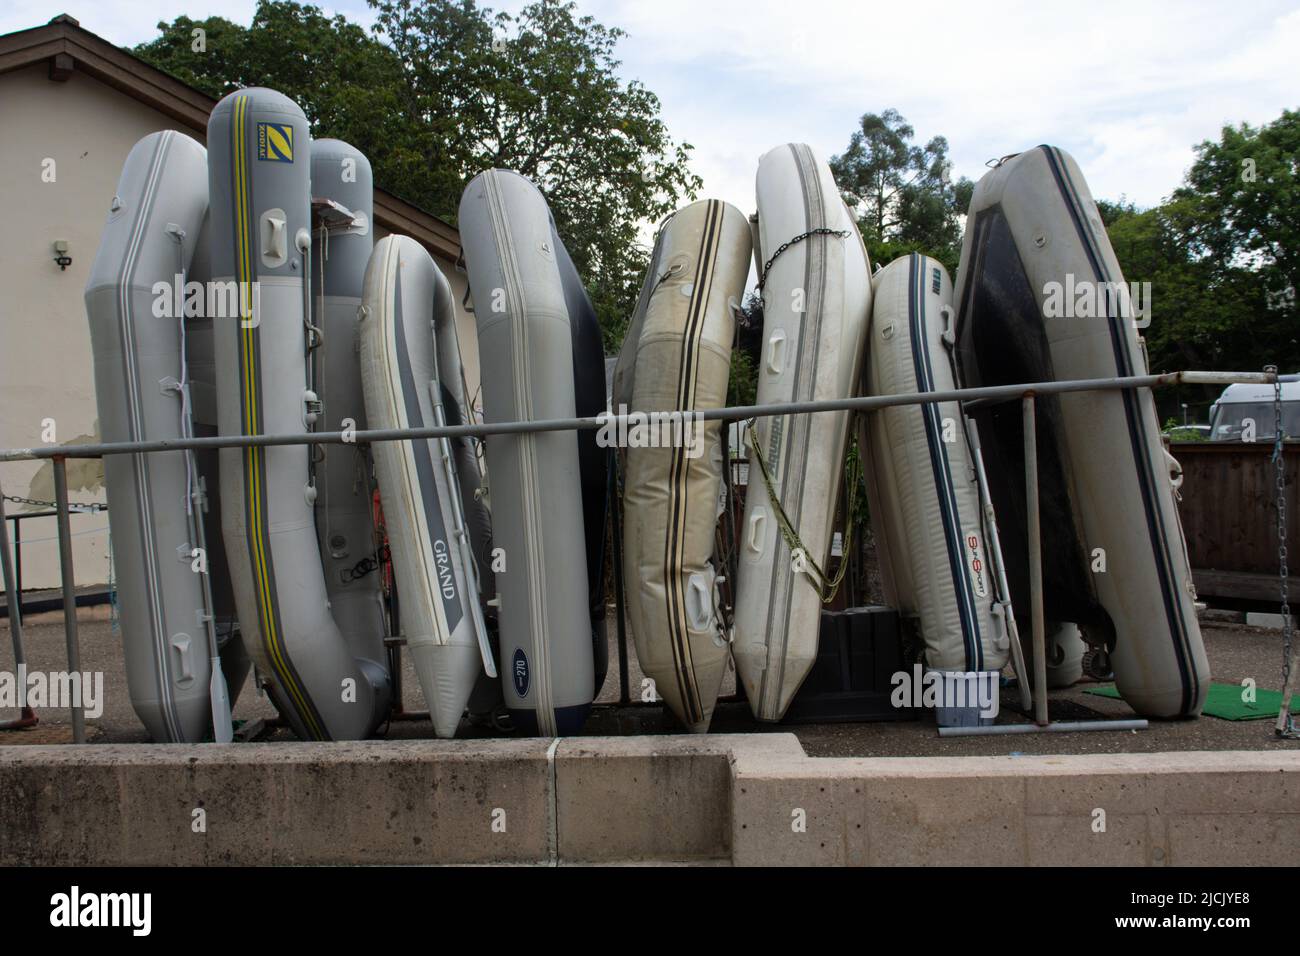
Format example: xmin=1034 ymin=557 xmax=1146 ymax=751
xmin=49 ymin=886 xmax=151 ymax=936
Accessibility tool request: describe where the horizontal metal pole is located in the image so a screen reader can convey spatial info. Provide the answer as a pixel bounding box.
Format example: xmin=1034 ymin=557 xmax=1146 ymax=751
xmin=0 ymin=369 xmax=1272 ymax=463
xmin=938 ymin=719 xmax=1149 ymax=737
xmin=1177 ymin=370 xmax=1275 ymax=386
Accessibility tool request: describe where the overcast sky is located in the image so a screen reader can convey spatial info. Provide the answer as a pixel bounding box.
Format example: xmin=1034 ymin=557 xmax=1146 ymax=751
xmin=8 ymin=0 xmax=1297 ymax=213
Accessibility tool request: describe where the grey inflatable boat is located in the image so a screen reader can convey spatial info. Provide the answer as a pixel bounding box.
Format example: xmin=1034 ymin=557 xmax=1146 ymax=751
xmin=359 ymin=234 xmax=494 ymax=737
xmin=953 ymin=145 xmax=1208 ymax=718
xmin=85 ymin=130 xmax=232 ymax=742
xmin=308 ymin=139 xmax=390 ymax=688
xmin=458 ymin=170 xmax=605 ymax=736
xmin=207 ymin=89 xmax=391 ymax=739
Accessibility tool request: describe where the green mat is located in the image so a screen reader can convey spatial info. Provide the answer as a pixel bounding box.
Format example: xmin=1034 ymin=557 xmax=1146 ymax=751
xmin=1085 ymin=681 xmax=1298 ymax=720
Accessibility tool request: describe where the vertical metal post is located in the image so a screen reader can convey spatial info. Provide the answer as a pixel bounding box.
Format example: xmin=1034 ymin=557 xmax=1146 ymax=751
xmin=1023 ymin=395 xmax=1048 ymax=727
xmin=52 ymin=458 xmax=86 ymax=742
xmin=1277 ymin=654 xmax=1298 ymax=736
xmin=609 ymin=450 xmax=631 ymax=706
xmin=13 ymin=511 xmax=22 ymax=599
xmin=0 ymin=484 xmax=38 ymax=728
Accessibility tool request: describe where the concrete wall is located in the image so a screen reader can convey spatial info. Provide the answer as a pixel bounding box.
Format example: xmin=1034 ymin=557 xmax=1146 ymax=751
xmin=2 ymin=735 xmax=1296 ymax=865
xmin=0 ymin=64 xmax=474 ymax=591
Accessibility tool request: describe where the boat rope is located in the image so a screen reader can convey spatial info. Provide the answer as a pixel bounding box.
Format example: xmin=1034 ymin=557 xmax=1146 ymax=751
xmin=755 ymin=227 xmax=851 ymax=302
xmin=340 ymin=544 xmax=390 ymax=584
xmin=1268 ymin=365 xmax=1298 ymax=738
xmin=745 ymin=416 xmax=859 ymax=604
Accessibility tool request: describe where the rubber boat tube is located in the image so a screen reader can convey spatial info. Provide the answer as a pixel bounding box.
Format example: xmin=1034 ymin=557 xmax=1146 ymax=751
xmin=553 ymin=227 xmax=611 ymax=695
xmin=309 ymin=139 xmax=389 ymax=682
xmin=85 ymin=130 xmax=220 ymax=741
xmin=184 ymin=209 xmax=251 ymax=704
xmin=733 ymin=144 xmax=873 ymax=722
xmin=359 ymin=235 xmax=494 ymax=737
xmin=953 ymin=145 xmax=1208 ymax=718
xmin=458 ymin=169 xmax=596 ymax=736
xmin=207 ymin=89 xmax=390 ymax=739
xmin=613 ymin=199 xmax=751 ymax=731
xmin=860 ymin=254 xmax=1010 ymax=696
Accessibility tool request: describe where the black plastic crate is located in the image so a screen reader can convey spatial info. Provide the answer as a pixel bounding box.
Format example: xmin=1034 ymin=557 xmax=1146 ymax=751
xmin=781 ymin=606 xmax=918 ymax=724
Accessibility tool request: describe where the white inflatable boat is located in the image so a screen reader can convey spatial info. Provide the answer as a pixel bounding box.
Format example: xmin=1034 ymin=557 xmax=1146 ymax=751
xmin=861 ymin=254 xmax=1010 ymax=707
xmin=207 ymin=89 xmax=391 ymax=739
xmin=613 ymin=199 xmax=751 ymax=732
xmin=359 ymin=235 xmax=494 ymax=737
xmin=953 ymin=145 xmax=1209 ymax=718
xmin=458 ymin=170 xmax=603 ymax=736
xmin=85 ymin=130 xmax=231 ymax=742
xmin=733 ymin=144 xmax=873 ymax=722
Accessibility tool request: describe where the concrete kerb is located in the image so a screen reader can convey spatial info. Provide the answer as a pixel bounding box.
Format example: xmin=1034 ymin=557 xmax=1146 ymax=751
xmin=729 ymin=747 xmax=1300 ymax=866
xmin=0 ymin=736 xmax=1296 ymax=865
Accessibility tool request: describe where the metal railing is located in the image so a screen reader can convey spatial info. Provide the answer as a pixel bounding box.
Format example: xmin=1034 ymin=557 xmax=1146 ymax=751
xmin=0 ymin=368 xmax=1286 ymax=743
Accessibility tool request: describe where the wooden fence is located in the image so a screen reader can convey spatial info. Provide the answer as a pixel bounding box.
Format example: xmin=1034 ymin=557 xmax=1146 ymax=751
xmin=1173 ymin=441 xmax=1298 ymax=609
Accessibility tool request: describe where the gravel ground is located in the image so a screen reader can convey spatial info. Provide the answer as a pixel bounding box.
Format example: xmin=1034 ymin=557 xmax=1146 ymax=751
xmin=1 ymin=604 xmax=1295 ymax=756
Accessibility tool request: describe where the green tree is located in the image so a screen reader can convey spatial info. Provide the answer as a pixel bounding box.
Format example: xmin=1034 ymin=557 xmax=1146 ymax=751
xmin=829 ymin=109 xmax=972 ymax=274
xmin=1174 ymin=110 xmax=1300 ymax=318
xmin=135 ymin=0 xmax=701 ymax=352
xmin=1097 ymin=112 xmax=1299 ymax=383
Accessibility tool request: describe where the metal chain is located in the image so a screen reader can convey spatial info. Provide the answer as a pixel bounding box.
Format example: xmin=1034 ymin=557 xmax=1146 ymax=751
xmin=2 ymin=492 xmax=104 ymax=513
xmin=755 ymin=228 xmax=851 ymax=298
xmin=1267 ymin=365 xmax=1297 ymax=737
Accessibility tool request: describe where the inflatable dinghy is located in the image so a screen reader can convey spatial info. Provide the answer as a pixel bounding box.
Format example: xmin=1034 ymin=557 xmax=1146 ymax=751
xmin=861 ymin=254 xmax=1010 ymax=707
xmin=953 ymin=145 xmax=1208 ymax=718
xmin=309 ymin=140 xmax=389 ymax=686
xmin=359 ymin=235 xmax=495 ymax=737
xmin=458 ymin=170 xmax=604 ymax=736
xmin=85 ymin=130 xmax=231 ymax=742
xmin=733 ymin=144 xmax=873 ymax=722
xmin=207 ymin=89 xmax=391 ymax=739
xmin=613 ymin=199 xmax=751 ymax=732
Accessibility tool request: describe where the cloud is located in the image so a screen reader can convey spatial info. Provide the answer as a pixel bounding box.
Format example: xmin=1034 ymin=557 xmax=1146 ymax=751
xmin=585 ymin=0 xmax=1300 ymax=209
xmin=7 ymin=0 xmax=1293 ymax=211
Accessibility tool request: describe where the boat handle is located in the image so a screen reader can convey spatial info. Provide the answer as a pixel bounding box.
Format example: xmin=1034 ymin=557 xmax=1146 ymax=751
xmin=171 ymin=632 xmax=195 ymax=684
xmin=747 ymin=510 xmax=766 ymax=552
xmin=767 ymin=329 xmax=786 ymax=374
xmin=259 ymin=209 xmax=288 ymax=267
xmin=686 ymin=574 xmax=712 ymax=630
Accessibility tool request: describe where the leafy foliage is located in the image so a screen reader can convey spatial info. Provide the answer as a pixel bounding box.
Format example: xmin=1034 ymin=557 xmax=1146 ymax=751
xmin=134 ymin=0 xmax=701 ymax=352
xmin=829 ymin=109 xmax=973 ymax=275
xmin=1098 ymin=111 xmax=1299 ymax=417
